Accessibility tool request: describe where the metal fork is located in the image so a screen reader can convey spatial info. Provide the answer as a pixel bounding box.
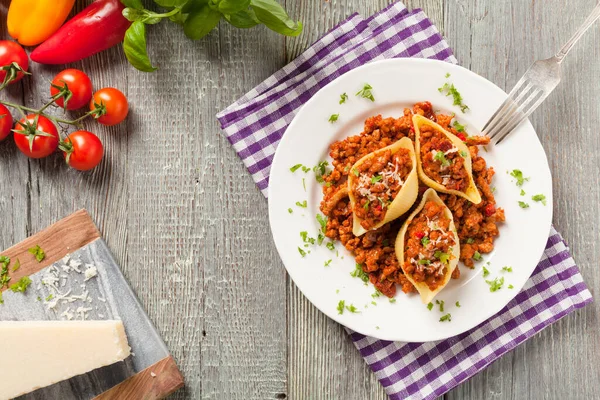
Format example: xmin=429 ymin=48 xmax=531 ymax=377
xmin=483 ymin=2 xmax=600 ymax=144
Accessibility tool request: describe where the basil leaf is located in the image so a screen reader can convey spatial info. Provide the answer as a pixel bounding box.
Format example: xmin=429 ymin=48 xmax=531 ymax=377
xmin=155 ymin=0 xmax=189 ymax=6
xmin=121 ymin=0 xmax=144 ymax=9
xmin=123 ymin=21 xmax=158 ymax=72
xmin=219 ymin=0 xmax=250 ymax=14
xmin=182 ymin=0 xmax=209 ymax=13
xmin=184 ymin=6 xmax=222 ymax=40
xmin=122 ymin=8 xmax=147 ymax=22
xmin=250 ymin=0 xmax=302 ymax=36
xmin=224 ymin=9 xmax=260 ymax=28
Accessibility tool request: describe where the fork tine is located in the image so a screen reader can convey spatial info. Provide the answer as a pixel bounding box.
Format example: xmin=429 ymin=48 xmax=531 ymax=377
xmin=495 ymin=91 xmax=546 ymax=144
xmin=481 ymin=74 xmax=532 ymax=133
xmin=492 ymin=89 xmax=544 ymax=143
xmin=486 ymin=82 xmax=535 ymax=139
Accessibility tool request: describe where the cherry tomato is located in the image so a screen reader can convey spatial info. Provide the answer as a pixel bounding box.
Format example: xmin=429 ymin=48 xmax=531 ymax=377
xmin=0 ymin=41 xmax=29 ymax=84
xmin=13 ymin=114 xmax=59 ymax=158
xmin=0 ymin=104 xmax=13 ymax=141
xmin=51 ymin=69 xmax=93 ymax=110
xmin=90 ymin=88 xmax=128 ymax=126
xmin=61 ymin=131 xmax=104 ymax=171
xmin=414 ymin=231 xmax=425 ymax=240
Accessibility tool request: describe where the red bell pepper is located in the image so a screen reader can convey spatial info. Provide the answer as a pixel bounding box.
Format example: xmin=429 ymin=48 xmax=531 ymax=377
xmin=30 ymin=0 xmax=131 ymax=65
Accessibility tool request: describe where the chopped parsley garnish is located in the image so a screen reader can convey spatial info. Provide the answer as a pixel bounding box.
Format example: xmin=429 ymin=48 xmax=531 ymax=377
xmin=453 ymin=120 xmax=466 ymax=132
xmin=316 ymin=214 xmax=327 ymax=232
xmin=326 ymin=242 xmax=335 ymax=251
xmin=434 ymin=251 xmax=450 ymax=264
xmin=288 ymin=208 xmax=293 ymax=214
xmin=317 ymin=232 xmax=325 ymax=245
xmin=352 ymin=168 xmax=359 ymax=177
xmin=0 ymin=257 xmax=10 ymax=288
xmin=362 ymin=200 xmax=370 ymax=210
xmin=434 ymin=151 xmax=451 ymax=167
xmin=473 ymin=251 xmax=482 ymax=261
xmin=0 ymin=292 xmax=3 ymax=304
xmin=502 ymin=266 xmax=513 ymax=273
xmin=329 ymin=114 xmax=339 ymax=123
xmin=300 ymin=231 xmax=315 ymax=245
xmin=337 ymin=300 xmax=345 ymax=314
xmin=508 ymin=284 xmax=514 ymax=289
xmin=532 ymin=194 xmax=547 ymax=205
xmin=28 ymin=245 xmax=46 ymax=262
xmin=466 ymin=238 xmax=474 ymax=244
xmin=460 ymin=150 xmax=468 ymax=157
xmin=389 ymin=298 xmax=396 ymax=304
xmin=439 ymin=313 xmax=452 ymax=322
xmin=518 ymin=201 xmax=530 ymax=209
xmin=346 ymin=304 xmax=360 ymax=313
xmin=486 ymin=276 xmax=505 ymax=292
xmin=520 ymin=189 xmax=526 ymax=196
xmin=339 ymin=93 xmax=348 ymax=104
xmin=509 ymin=169 xmax=529 ymax=186
xmin=350 ymin=263 xmax=369 ymax=283
xmin=438 ymin=82 xmax=469 ymax=112
xmin=418 ymin=259 xmax=431 ymax=265
xmin=290 ymin=164 xmax=303 ymax=172
xmin=298 ymin=247 xmax=306 ymax=257
xmin=427 ymin=302 xmax=434 ymax=311
xmin=370 ymin=301 xmax=377 ymax=306
xmin=421 ymin=236 xmax=430 ymax=246
xmin=313 ymin=161 xmax=330 ymax=184
xmin=296 ymin=200 xmax=307 ymax=208
xmin=46 ymin=294 xmax=54 ymax=301
xmin=27 ymin=245 xmax=46 ymax=262
xmin=371 ymin=290 xmax=382 ymax=298
xmin=356 ymin=83 xmax=375 ymax=102
xmin=12 ymin=258 xmax=20 ymax=272
xmin=455 ymin=301 xmax=461 ymax=308
xmin=301 ymin=166 xmax=310 ymax=173
xmin=302 ymin=178 xmax=306 ymax=191
xmin=376 ymin=326 xmax=380 ymax=330
xmin=9 ymin=276 xmax=32 ymax=293
xmin=324 ymin=259 xmax=332 ymax=267
xmin=436 ymin=299 xmax=445 ymax=312
xmin=370 ymin=175 xmax=383 ymax=184
xmin=482 ymin=266 xmax=490 ymax=277
xmin=445 ymin=72 xmax=451 ymax=78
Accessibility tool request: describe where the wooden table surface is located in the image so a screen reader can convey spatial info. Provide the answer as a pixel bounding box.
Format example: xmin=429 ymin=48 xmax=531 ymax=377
xmin=0 ymin=0 xmax=597 ymax=399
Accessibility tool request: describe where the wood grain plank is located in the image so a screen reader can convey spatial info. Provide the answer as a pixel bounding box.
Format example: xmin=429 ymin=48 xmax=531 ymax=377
xmin=95 ymin=356 xmax=184 ymax=400
xmin=0 ymin=209 xmax=99 ymax=291
xmin=445 ymin=0 xmax=600 ymax=399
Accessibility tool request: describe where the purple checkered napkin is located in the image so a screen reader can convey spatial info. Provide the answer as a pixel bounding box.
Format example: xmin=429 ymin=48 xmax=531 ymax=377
xmin=217 ymin=1 xmax=455 ymax=196
xmin=348 ymin=227 xmax=591 ymax=399
xmin=216 ymin=2 xmax=593 ymax=399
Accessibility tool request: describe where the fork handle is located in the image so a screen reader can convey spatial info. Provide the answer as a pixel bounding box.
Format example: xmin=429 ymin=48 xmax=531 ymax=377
xmin=555 ymin=2 xmax=600 ymax=63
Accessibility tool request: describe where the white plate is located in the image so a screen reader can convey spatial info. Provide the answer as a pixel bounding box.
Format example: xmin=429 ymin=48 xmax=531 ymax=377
xmin=268 ymin=58 xmax=552 ymax=342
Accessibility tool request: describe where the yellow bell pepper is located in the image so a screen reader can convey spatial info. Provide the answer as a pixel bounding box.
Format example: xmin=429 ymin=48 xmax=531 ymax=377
xmin=7 ymin=0 xmax=76 ymax=46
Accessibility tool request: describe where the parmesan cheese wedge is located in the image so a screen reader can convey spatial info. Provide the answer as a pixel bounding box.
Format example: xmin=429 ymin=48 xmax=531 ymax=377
xmin=0 ymin=320 xmax=131 ymax=399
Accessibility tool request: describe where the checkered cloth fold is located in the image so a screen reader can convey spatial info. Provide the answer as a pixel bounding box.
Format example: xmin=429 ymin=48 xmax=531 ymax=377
xmin=217 ymin=3 xmax=593 ymax=399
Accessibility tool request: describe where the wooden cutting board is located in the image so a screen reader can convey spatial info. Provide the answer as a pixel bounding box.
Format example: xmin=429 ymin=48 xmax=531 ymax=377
xmin=0 ymin=210 xmax=184 ymax=399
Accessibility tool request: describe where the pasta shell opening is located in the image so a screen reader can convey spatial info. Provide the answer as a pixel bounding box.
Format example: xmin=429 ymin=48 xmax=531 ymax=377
xmin=347 ymin=137 xmax=419 ymax=237
xmin=413 ymin=114 xmax=482 ymax=204
xmin=395 ymin=188 xmax=460 ymax=304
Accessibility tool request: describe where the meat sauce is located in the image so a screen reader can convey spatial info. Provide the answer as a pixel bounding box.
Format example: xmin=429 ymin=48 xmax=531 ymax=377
xmin=350 ymin=149 xmax=412 ymax=230
xmin=319 ymin=102 xmax=504 ymax=298
xmin=402 ymin=200 xmax=456 ymax=291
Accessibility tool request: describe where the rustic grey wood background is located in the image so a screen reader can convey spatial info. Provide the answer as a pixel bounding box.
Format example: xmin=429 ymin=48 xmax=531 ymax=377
xmin=0 ymin=0 xmax=597 ymax=399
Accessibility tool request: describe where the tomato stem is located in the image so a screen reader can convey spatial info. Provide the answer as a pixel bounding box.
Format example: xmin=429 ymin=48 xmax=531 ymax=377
xmin=0 ymin=99 xmax=92 ymax=128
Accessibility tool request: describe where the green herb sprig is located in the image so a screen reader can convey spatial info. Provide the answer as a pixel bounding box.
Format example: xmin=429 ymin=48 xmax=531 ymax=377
xmin=121 ymin=0 xmax=303 ymax=72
